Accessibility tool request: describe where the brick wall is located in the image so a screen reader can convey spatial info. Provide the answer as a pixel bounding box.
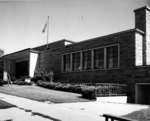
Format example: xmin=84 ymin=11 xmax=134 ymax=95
xmin=128 ymin=6 xmax=150 ymax=103
xmin=59 ymin=30 xmax=135 ymax=83
xmin=34 ymin=41 xmax=67 ymax=80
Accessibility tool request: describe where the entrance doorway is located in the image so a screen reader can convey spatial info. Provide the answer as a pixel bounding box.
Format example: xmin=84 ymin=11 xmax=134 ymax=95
xmin=15 ymin=61 xmax=29 ymax=79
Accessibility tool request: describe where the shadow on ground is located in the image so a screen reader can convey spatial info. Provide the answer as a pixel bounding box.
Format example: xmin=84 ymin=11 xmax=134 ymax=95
xmin=123 ymin=107 xmax=150 ymax=121
xmin=0 ymin=99 xmax=16 ymax=109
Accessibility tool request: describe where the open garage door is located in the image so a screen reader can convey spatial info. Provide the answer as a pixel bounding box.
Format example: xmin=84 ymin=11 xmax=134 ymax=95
xmin=136 ymin=83 xmax=150 ymax=104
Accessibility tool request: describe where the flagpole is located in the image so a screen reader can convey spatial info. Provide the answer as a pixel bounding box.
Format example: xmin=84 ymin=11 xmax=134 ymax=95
xmin=46 ymin=16 xmax=49 ymax=49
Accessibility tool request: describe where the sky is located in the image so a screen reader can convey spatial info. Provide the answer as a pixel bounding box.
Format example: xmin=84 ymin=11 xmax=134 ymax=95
xmin=0 ymin=0 xmax=150 ymax=54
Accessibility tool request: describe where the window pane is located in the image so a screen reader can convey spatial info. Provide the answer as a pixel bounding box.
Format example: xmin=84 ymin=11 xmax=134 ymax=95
xmin=82 ymin=50 xmax=91 ymax=70
xmin=107 ymin=46 xmax=119 ymax=68
xmin=63 ymin=54 xmax=70 ymax=72
xmin=94 ymin=48 xmax=104 ymax=69
xmin=72 ymin=52 xmax=81 ymax=71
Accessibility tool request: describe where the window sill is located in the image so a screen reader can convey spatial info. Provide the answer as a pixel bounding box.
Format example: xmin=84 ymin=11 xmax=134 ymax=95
xmin=62 ymin=67 xmax=120 ymax=73
xmin=135 ymin=65 xmax=150 ymax=68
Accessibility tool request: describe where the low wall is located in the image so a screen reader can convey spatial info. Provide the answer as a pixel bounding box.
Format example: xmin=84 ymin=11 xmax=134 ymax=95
xmin=97 ymin=96 xmax=127 ymax=103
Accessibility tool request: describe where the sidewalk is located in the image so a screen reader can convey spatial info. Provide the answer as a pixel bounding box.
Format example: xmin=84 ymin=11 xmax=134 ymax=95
xmin=0 ymin=93 xmax=102 ymax=121
xmin=0 ymin=92 xmax=148 ymax=121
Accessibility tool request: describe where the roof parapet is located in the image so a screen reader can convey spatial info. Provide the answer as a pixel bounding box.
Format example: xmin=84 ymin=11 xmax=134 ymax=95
xmin=134 ymin=6 xmax=150 ymax=12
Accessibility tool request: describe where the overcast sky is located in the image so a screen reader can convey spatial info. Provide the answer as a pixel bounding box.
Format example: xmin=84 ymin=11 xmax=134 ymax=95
xmin=0 ymin=0 xmax=150 ymax=54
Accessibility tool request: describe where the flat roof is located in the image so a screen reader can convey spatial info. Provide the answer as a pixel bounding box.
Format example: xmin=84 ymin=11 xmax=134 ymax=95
xmin=1 ymin=48 xmax=39 ymax=60
xmin=32 ymin=39 xmax=75 ymax=51
xmin=1 ymin=28 xmax=144 ymax=59
xmin=64 ymin=28 xmax=143 ymax=47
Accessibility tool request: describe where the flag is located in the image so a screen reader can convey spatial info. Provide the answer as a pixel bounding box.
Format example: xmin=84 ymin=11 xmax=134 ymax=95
xmin=42 ymin=16 xmax=49 ymax=33
xmin=42 ymin=22 xmax=47 ymax=33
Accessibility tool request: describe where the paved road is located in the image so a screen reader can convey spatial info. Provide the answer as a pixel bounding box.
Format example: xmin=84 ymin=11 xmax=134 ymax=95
xmin=0 ymin=93 xmax=148 ymax=121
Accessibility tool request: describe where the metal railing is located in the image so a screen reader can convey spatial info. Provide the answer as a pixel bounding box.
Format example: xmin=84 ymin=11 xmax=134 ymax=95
xmin=95 ymin=83 xmax=127 ymax=97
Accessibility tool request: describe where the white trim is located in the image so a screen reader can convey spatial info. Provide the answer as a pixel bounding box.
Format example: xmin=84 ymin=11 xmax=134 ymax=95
xmin=118 ymin=44 xmax=120 ymax=68
xmin=91 ymin=49 xmax=94 ymax=69
xmin=80 ymin=52 xmax=83 ymax=71
xmin=70 ymin=53 xmax=72 ymax=71
xmin=61 ymin=55 xmax=63 ymax=72
xmin=104 ymin=48 xmax=107 ymax=69
xmin=28 ymin=49 xmax=31 ymax=77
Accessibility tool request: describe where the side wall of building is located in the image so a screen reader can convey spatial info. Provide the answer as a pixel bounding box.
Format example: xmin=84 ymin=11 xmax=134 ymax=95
xmin=33 ymin=41 xmax=67 ymax=80
xmin=35 ymin=49 xmax=61 ymax=80
xmin=127 ymin=7 xmax=150 ymax=104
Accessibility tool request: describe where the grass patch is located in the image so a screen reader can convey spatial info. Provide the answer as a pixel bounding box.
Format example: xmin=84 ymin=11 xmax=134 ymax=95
xmin=0 ymin=85 xmax=89 ymax=103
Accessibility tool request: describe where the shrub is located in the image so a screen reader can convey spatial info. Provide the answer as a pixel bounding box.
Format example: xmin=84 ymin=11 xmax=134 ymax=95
xmin=69 ymin=85 xmax=82 ymax=93
xmin=37 ymin=80 xmax=50 ymax=88
xmin=31 ymin=76 xmax=42 ymax=83
xmin=37 ymin=81 xmax=83 ymax=94
xmin=81 ymin=86 xmax=96 ymax=99
xmin=36 ymin=81 xmax=127 ymax=99
xmin=48 ymin=82 xmax=57 ymax=89
xmin=13 ymin=81 xmax=31 ymax=85
xmin=13 ymin=78 xmax=32 ymax=85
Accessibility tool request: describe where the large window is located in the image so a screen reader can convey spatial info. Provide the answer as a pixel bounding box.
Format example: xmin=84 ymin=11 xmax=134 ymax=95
xmin=107 ymin=45 xmax=119 ymax=68
xmin=62 ymin=44 xmax=119 ymax=72
xmin=72 ymin=52 xmax=81 ymax=71
xmin=82 ymin=50 xmax=92 ymax=70
xmin=63 ymin=54 xmax=71 ymax=72
xmin=94 ymin=48 xmax=104 ymax=69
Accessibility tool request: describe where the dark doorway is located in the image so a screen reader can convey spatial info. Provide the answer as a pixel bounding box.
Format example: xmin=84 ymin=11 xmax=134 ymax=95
xmin=0 ymin=60 xmax=3 ymax=79
xmin=15 ymin=61 xmax=29 ymax=79
xmin=136 ymin=84 xmax=150 ymax=104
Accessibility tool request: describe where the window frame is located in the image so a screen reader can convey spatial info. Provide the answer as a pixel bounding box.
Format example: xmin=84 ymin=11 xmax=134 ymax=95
xmin=82 ymin=50 xmax=92 ymax=71
xmin=72 ymin=52 xmax=81 ymax=71
xmin=61 ymin=43 xmax=120 ymax=73
xmin=106 ymin=45 xmax=120 ymax=69
xmin=93 ymin=47 xmax=105 ymax=70
xmin=62 ymin=53 xmax=71 ymax=72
